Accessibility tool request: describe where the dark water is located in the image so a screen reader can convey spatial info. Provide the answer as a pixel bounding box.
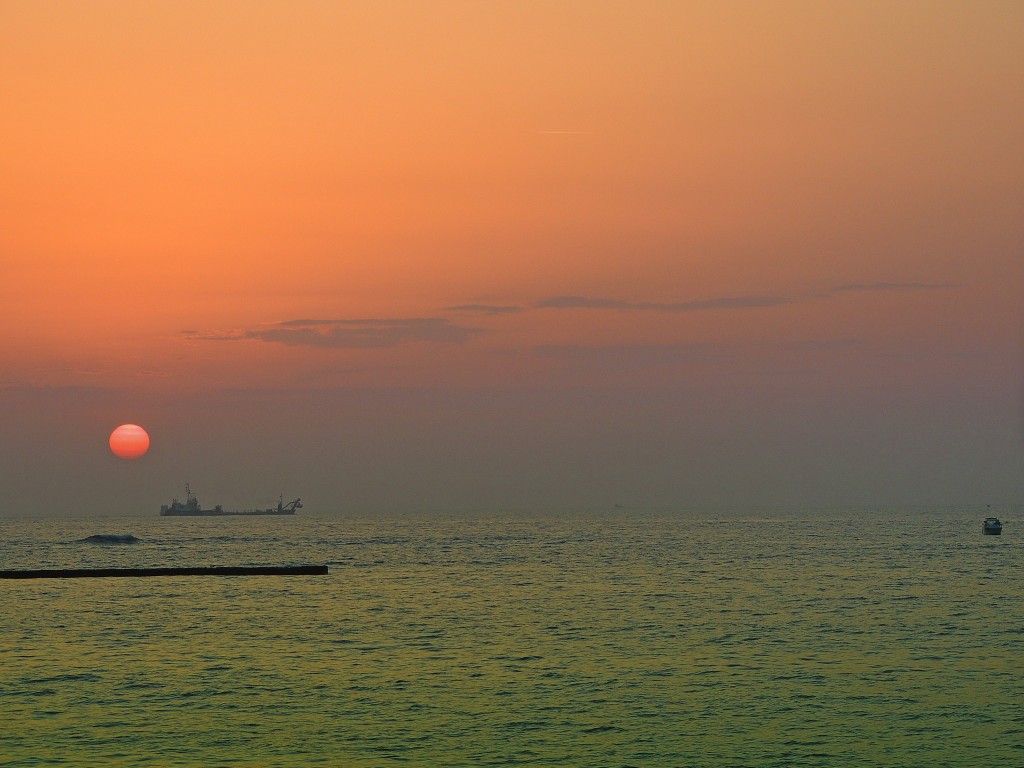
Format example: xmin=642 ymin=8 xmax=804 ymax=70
xmin=1 ymin=508 xmax=1022 ymax=766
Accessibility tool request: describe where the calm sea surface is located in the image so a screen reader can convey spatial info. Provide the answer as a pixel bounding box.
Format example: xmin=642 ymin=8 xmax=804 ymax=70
xmin=1 ymin=508 xmax=1021 ymax=767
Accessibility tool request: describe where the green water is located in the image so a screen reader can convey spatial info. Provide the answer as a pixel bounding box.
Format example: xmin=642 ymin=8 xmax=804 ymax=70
xmin=1 ymin=509 xmax=1021 ymax=766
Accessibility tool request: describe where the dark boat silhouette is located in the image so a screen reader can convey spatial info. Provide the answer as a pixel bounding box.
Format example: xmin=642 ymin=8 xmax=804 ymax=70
xmin=983 ymin=517 xmax=1003 ymax=535
xmin=160 ymin=485 xmax=302 ymax=516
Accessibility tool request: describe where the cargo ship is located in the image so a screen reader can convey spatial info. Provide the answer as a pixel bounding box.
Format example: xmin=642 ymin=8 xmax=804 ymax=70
xmin=160 ymin=485 xmax=302 ymax=516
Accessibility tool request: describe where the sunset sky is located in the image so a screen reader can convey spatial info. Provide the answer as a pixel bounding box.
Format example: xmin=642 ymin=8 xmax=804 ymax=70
xmin=2 ymin=1 xmax=1022 ymax=516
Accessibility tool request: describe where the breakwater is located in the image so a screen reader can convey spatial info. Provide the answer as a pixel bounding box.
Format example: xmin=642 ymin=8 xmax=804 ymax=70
xmin=0 ymin=565 xmax=328 ymax=579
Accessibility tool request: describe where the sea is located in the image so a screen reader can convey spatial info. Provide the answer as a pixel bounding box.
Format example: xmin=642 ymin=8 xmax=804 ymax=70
xmin=1 ymin=507 xmax=1021 ymax=767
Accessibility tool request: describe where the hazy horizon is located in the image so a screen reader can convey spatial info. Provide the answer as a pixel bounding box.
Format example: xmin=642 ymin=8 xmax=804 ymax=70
xmin=3 ymin=2 xmax=1023 ymax=516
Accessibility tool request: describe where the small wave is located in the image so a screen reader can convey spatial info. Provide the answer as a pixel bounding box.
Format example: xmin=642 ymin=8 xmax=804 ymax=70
xmin=582 ymin=724 xmax=625 ymax=734
xmin=26 ymin=673 xmax=102 ymax=684
xmin=76 ymin=534 xmax=141 ymax=545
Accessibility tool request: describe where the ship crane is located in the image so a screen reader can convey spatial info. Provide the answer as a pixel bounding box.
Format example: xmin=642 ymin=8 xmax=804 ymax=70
xmin=278 ymin=496 xmax=303 ymax=513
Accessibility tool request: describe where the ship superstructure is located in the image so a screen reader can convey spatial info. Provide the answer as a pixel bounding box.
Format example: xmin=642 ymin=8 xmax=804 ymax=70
xmin=160 ymin=485 xmax=302 ymax=516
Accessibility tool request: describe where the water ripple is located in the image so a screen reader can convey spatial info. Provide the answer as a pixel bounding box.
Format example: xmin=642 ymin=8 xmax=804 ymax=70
xmin=0 ymin=508 xmax=1021 ymax=766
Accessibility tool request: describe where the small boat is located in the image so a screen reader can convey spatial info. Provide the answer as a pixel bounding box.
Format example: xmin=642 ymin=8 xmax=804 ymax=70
xmin=982 ymin=517 xmax=1003 ymax=535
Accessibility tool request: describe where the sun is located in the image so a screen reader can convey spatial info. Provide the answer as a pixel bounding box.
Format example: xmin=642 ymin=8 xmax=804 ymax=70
xmin=109 ymin=424 xmax=151 ymax=460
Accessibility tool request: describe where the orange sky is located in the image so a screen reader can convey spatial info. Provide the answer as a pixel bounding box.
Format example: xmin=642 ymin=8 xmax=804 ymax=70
xmin=2 ymin=2 xmax=1022 ymax=513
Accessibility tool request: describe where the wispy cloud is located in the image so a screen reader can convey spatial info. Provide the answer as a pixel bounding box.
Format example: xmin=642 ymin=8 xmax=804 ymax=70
xmin=535 ymin=342 xmax=728 ymax=365
xmin=533 ymin=281 xmax=957 ymax=314
xmin=0 ymin=382 xmax=112 ymax=396
xmin=535 ymin=295 xmax=795 ymax=312
xmin=830 ymin=281 xmax=958 ymax=293
xmin=446 ymin=304 xmax=524 ymax=315
xmin=187 ymin=280 xmax=958 ymax=354
xmin=783 ymin=338 xmax=864 ymax=352
xmin=191 ymin=318 xmax=482 ymax=349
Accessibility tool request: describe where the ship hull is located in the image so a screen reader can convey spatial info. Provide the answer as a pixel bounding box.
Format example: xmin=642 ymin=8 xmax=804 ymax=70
xmin=161 ymin=486 xmax=302 ymax=516
xmin=160 ymin=509 xmax=296 ymax=516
